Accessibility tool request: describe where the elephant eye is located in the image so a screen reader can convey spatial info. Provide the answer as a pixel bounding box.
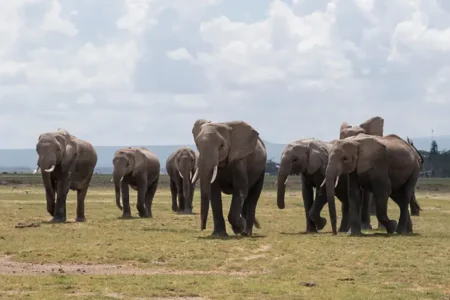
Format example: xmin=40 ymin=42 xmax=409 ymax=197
xmin=343 ymin=156 xmax=350 ymax=162
xmin=292 ymin=158 xmax=298 ymax=162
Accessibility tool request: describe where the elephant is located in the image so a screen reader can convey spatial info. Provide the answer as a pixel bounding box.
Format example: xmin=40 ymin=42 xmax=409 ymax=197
xmin=324 ymin=133 xmax=423 ymax=236
xmin=34 ymin=128 xmax=97 ymax=223
xmin=112 ymin=147 xmax=160 ymax=218
xmin=276 ymin=138 xmax=350 ymax=233
xmin=339 ymin=116 xmax=384 ymax=229
xmin=166 ymin=147 xmax=199 ymax=214
xmin=191 ymin=119 xmax=265 ymax=237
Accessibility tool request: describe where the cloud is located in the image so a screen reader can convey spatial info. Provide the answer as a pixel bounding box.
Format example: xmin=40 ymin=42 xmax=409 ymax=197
xmin=0 ymin=0 xmax=450 ymax=149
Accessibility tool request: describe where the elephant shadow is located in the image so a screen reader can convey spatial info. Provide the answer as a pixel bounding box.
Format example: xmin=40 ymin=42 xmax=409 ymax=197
xmin=142 ymin=227 xmax=197 ymax=234
xmin=197 ymin=234 xmax=267 ymax=241
xmin=279 ymin=231 xmax=330 ymax=236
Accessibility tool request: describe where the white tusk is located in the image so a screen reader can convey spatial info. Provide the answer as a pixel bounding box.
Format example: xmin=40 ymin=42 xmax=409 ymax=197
xmin=120 ymin=177 xmax=124 ymax=182
xmin=335 ymin=176 xmax=340 ymax=188
xmin=190 ymin=171 xmax=193 ymax=180
xmin=44 ymin=165 xmax=55 ymax=172
xmin=284 ymin=177 xmax=289 ymax=185
xmin=320 ymin=178 xmax=326 ymax=187
xmin=33 ymin=167 xmax=40 ymax=174
xmin=178 ymin=171 xmax=183 ymax=178
xmin=110 ymin=177 xmax=113 ymax=182
xmin=274 ymin=180 xmax=278 ymax=186
xmin=191 ymin=167 xmax=199 ymax=183
xmin=210 ymin=165 xmax=218 ymax=183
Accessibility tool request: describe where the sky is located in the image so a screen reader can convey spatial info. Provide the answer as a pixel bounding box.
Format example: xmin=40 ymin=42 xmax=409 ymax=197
xmin=1 ymin=0 xmax=450 ymax=149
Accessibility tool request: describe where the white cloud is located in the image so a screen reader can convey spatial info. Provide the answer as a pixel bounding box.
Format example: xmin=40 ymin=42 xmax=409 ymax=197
xmin=0 ymin=0 xmax=449 ymax=149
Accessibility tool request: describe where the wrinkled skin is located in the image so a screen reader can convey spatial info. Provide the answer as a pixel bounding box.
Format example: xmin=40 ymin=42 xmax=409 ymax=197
xmin=34 ymin=129 xmax=97 ymax=223
xmin=166 ymin=147 xmax=199 ymax=214
xmin=325 ymin=134 xmax=422 ymax=236
xmin=339 ymin=116 xmax=384 ymax=229
xmin=113 ymin=147 xmax=160 ymax=218
xmin=276 ymin=139 xmax=350 ymax=233
xmin=192 ymin=119 xmax=266 ymax=237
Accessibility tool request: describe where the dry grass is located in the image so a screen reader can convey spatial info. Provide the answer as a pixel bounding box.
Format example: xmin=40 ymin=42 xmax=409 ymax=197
xmin=0 ymin=181 xmax=449 ymax=300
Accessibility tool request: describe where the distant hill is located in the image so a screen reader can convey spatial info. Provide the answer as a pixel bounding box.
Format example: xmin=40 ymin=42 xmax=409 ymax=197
xmin=0 ymin=136 xmax=448 ymax=173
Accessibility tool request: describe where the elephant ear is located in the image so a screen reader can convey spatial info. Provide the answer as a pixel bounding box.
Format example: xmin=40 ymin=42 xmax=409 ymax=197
xmin=226 ymin=121 xmax=259 ymax=163
xmin=359 ymin=116 xmax=384 ymax=136
xmin=192 ymin=119 xmax=211 ymax=141
xmin=59 ymin=134 xmax=78 ymax=173
xmin=355 ymin=137 xmax=387 ymax=174
xmin=306 ymin=141 xmax=329 ymax=174
xmin=132 ymin=148 xmax=148 ymax=177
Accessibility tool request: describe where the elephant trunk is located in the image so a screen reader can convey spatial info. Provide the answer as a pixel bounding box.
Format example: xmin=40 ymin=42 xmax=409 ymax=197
xmin=181 ymin=168 xmax=192 ymax=212
xmin=325 ymin=167 xmax=338 ymax=235
xmin=38 ymin=155 xmax=57 ymax=173
xmin=276 ymin=172 xmax=289 ymax=209
xmin=198 ymin=159 xmax=218 ymax=230
xmin=113 ymin=168 xmax=125 ymax=211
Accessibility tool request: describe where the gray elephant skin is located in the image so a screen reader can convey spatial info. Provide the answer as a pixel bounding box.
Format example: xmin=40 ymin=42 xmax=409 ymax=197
xmin=325 ymin=134 xmax=423 ymax=235
xmin=166 ymin=147 xmax=199 ymax=214
xmin=192 ymin=119 xmax=265 ymax=237
xmin=276 ymin=138 xmax=350 ymax=233
xmin=113 ymin=147 xmax=160 ymax=218
xmin=35 ymin=128 xmax=97 ymax=223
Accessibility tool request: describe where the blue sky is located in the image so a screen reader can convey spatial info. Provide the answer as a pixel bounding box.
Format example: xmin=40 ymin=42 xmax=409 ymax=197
xmin=1 ymin=0 xmax=450 ymax=148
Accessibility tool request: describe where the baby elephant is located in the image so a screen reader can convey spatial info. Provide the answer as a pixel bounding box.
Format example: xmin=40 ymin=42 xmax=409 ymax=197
xmin=112 ymin=147 xmax=160 ymax=218
xmin=166 ymin=147 xmax=199 ymax=214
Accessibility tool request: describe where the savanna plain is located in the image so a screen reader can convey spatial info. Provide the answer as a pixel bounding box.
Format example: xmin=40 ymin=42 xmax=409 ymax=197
xmin=0 ymin=175 xmax=449 ymax=300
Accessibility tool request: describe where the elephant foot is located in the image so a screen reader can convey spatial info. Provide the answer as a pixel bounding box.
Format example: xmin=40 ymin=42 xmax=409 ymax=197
xmin=75 ymin=216 xmax=86 ymax=222
xmin=315 ymin=217 xmax=327 ymax=231
xmin=361 ymin=222 xmax=372 ymax=230
xmin=384 ymin=220 xmax=397 ymax=234
xmin=241 ymin=230 xmax=252 ymax=237
xmin=338 ymin=225 xmax=350 ymax=233
xmin=50 ymin=216 xmax=66 ymax=223
xmin=347 ymin=229 xmax=363 ymax=236
xmin=177 ymin=209 xmax=193 ymax=215
xmin=121 ymin=212 xmax=132 ymax=219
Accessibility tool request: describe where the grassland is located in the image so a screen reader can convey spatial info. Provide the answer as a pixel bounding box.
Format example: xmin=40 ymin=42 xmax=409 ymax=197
xmin=0 ymin=175 xmax=449 ymax=300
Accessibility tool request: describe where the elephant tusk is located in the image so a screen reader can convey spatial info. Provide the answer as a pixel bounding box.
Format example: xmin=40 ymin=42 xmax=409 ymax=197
xmin=191 ymin=167 xmax=199 ymax=183
xmin=120 ymin=176 xmax=124 ymax=182
xmin=190 ymin=171 xmax=193 ymax=180
xmin=320 ymin=178 xmax=326 ymax=187
xmin=335 ymin=176 xmax=340 ymax=188
xmin=44 ymin=165 xmax=55 ymax=172
xmin=284 ymin=177 xmax=288 ymax=185
xmin=33 ymin=167 xmax=40 ymax=174
xmin=178 ymin=171 xmax=183 ymax=178
xmin=110 ymin=177 xmax=113 ymax=182
xmin=210 ymin=165 xmax=218 ymax=183
xmin=274 ymin=180 xmax=277 ymax=186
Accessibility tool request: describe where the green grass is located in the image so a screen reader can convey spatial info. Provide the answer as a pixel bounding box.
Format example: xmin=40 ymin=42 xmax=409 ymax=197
xmin=0 ymin=178 xmax=449 ymax=299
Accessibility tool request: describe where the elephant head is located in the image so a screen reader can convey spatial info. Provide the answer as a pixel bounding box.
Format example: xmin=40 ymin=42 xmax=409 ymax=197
xmin=276 ymin=139 xmax=328 ymax=209
xmin=192 ymin=119 xmax=260 ymax=230
xmin=340 ymin=116 xmax=384 ymax=139
xmin=324 ymin=134 xmax=387 ymax=234
xmin=112 ymin=148 xmax=148 ymax=211
xmin=35 ymin=128 xmax=77 ymax=174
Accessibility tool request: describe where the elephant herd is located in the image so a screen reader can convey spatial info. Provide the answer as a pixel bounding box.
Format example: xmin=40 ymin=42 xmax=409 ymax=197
xmin=32 ymin=116 xmax=423 ymax=237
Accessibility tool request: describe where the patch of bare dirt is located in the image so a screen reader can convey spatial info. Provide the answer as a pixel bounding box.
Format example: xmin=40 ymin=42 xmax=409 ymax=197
xmin=0 ymin=255 xmax=261 ymax=276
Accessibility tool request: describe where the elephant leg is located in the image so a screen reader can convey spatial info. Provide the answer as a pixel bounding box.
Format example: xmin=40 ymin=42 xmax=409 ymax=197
xmin=339 ymin=197 xmax=350 ymax=232
xmin=360 ymin=189 xmax=373 ymax=230
xmin=137 ymin=184 xmax=149 ymax=218
xmin=145 ymin=177 xmax=158 ymax=218
xmin=52 ymin=177 xmax=70 ymax=223
xmin=121 ymin=182 xmax=131 ymax=218
xmin=301 ymin=178 xmax=319 ymax=233
xmin=75 ymin=188 xmax=87 ymax=222
xmin=210 ymin=182 xmax=227 ymax=237
xmin=228 ymin=182 xmax=248 ymax=235
xmin=347 ymin=174 xmax=363 ymax=236
xmin=187 ymin=182 xmax=195 ymax=213
xmin=369 ymin=196 xmax=377 ymax=216
xmin=175 ymin=177 xmax=185 ymax=213
xmin=372 ymin=180 xmax=397 ymax=234
xmin=241 ymin=173 xmax=264 ymax=236
xmin=309 ymin=188 xmax=328 ymax=232
xmin=394 ymin=175 xmax=417 ymax=234
xmin=169 ymin=179 xmax=178 ymax=213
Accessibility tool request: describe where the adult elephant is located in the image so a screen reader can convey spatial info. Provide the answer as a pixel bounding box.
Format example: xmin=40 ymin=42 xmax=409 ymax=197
xmin=166 ymin=147 xmax=199 ymax=214
xmin=324 ymin=134 xmax=423 ymax=235
xmin=191 ymin=119 xmax=265 ymax=237
xmin=276 ymin=138 xmax=349 ymax=233
xmin=35 ymin=128 xmax=97 ymax=223
xmin=113 ymin=147 xmax=160 ymax=218
xmin=339 ymin=116 xmax=384 ymax=229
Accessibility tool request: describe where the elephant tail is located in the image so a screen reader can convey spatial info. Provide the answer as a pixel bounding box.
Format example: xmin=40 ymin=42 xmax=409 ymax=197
xmin=410 ymin=192 xmax=422 ymax=215
xmin=406 ymin=137 xmax=424 ymax=165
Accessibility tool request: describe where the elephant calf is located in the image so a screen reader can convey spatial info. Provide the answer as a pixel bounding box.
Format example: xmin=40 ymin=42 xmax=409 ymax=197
xmin=112 ymin=147 xmax=160 ymax=218
xmin=35 ymin=128 xmax=97 ymax=223
xmin=166 ymin=147 xmax=199 ymax=214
